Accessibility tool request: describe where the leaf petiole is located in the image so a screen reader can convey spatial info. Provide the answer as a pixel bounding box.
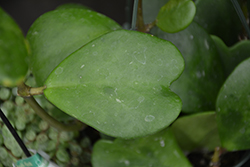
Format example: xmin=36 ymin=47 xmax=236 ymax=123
xmin=17 ymin=82 xmax=46 ymax=97
xmin=24 ymin=96 xmax=86 ymax=132
xmin=17 ymin=82 xmax=86 ymax=132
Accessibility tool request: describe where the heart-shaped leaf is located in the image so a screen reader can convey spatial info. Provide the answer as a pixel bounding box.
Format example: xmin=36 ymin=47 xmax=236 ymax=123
xmin=44 ymin=29 xmax=184 ymax=138
xmin=216 ymin=57 xmax=250 ymax=151
xmin=151 ymin=22 xmax=224 ymax=113
xmin=194 ymin=0 xmax=241 ymax=46
xmin=142 ymin=0 xmax=169 ymax=24
xmin=212 ymin=35 xmax=250 ymax=77
xmin=92 ymin=128 xmax=192 ymax=167
xmin=172 ymin=111 xmax=220 ymax=151
xmin=27 ymin=8 xmax=121 ymax=86
xmin=156 ymin=0 xmax=196 ymax=33
xmin=0 ymin=7 xmax=28 ymax=87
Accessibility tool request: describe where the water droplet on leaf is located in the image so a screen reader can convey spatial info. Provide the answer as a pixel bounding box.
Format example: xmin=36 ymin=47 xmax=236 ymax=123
xmin=116 ymin=98 xmax=122 ymax=103
xmin=145 ymin=115 xmax=155 ymax=122
xmin=160 ymin=140 xmax=165 ymax=147
xmin=124 ymin=160 xmax=130 ymax=166
xmin=55 ymin=67 xmax=63 ymax=75
xmin=204 ymin=39 xmax=209 ymax=50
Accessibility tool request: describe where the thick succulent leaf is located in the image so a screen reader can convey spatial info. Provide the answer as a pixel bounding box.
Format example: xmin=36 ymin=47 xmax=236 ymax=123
xmin=151 ymin=22 xmax=224 ymax=113
xmin=56 ymin=3 xmax=90 ymax=10
xmin=172 ymin=111 xmax=220 ymax=151
xmin=156 ymin=0 xmax=196 ymax=33
xmin=142 ymin=0 xmax=169 ymax=24
xmin=92 ymin=128 xmax=192 ymax=167
xmin=216 ymin=57 xmax=250 ymax=151
xmin=212 ymin=35 xmax=250 ymax=77
xmin=44 ymin=29 xmax=184 ymax=138
xmin=27 ymin=8 xmax=121 ymax=86
xmin=194 ymin=0 xmax=241 ymax=46
xmin=0 ymin=7 xmax=28 ymax=87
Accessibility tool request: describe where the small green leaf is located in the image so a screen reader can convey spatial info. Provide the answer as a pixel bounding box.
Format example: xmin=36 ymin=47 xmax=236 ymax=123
xmin=27 ymin=8 xmax=121 ymax=86
xmin=142 ymin=0 xmax=170 ymax=24
xmin=156 ymin=0 xmax=196 ymax=33
xmin=44 ymin=29 xmax=184 ymax=138
xmin=152 ymin=22 xmax=224 ymax=113
xmin=172 ymin=111 xmax=220 ymax=151
xmin=216 ymin=57 xmax=250 ymax=151
xmin=92 ymin=128 xmax=192 ymax=167
xmin=0 ymin=7 xmax=28 ymax=87
xmin=212 ymin=35 xmax=250 ymax=77
xmin=194 ymin=0 xmax=241 ymax=46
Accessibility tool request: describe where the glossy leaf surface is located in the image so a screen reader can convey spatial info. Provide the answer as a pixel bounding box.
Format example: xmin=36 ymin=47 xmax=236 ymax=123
xmin=156 ymin=0 xmax=196 ymax=33
xmin=92 ymin=128 xmax=192 ymax=167
xmin=194 ymin=0 xmax=241 ymax=46
xmin=151 ymin=22 xmax=224 ymax=113
xmin=44 ymin=29 xmax=184 ymax=138
xmin=212 ymin=35 xmax=250 ymax=77
xmin=172 ymin=112 xmax=220 ymax=151
xmin=216 ymin=57 xmax=250 ymax=151
xmin=0 ymin=7 xmax=28 ymax=87
xmin=27 ymin=8 xmax=121 ymax=86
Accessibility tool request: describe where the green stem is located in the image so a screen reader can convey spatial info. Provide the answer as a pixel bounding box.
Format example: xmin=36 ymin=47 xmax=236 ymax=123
xmin=131 ymin=0 xmax=139 ymax=30
xmin=210 ymin=147 xmax=225 ymax=167
xmin=145 ymin=20 xmax=157 ymax=32
xmin=24 ymin=96 xmax=85 ymax=132
xmin=18 ymin=82 xmax=86 ymax=132
xmin=17 ymin=82 xmax=45 ymax=97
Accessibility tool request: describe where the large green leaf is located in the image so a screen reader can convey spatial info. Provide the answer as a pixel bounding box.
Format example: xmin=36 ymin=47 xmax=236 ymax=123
xmin=27 ymin=8 xmax=121 ymax=86
xmin=44 ymin=29 xmax=184 ymax=138
xmin=212 ymin=35 xmax=250 ymax=77
xmin=0 ymin=7 xmax=28 ymax=87
xmin=156 ymin=0 xmax=196 ymax=33
xmin=142 ymin=0 xmax=169 ymax=24
xmin=194 ymin=0 xmax=241 ymax=46
xmin=172 ymin=111 xmax=220 ymax=151
xmin=216 ymin=57 xmax=250 ymax=151
xmin=151 ymin=22 xmax=224 ymax=113
xmin=92 ymin=128 xmax=192 ymax=167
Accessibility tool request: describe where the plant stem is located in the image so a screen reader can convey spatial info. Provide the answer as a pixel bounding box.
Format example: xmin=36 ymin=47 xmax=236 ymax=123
xmin=136 ymin=0 xmax=146 ymax=31
xmin=24 ymin=96 xmax=86 ymax=132
xmin=18 ymin=82 xmax=86 ymax=132
xmin=210 ymin=147 xmax=224 ymax=167
xmin=145 ymin=21 xmax=157 ymax=32
xmin=131 ymin=0 xmax=155 ymax=32
xmin=131 ymin=0 xmax=139 ymax=30
xmin=18 ymin=82 xmax=46 ymax=97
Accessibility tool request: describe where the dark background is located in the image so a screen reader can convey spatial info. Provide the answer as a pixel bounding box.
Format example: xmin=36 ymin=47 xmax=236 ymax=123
xmin=0 ymin=0 xmax=129 ymax=35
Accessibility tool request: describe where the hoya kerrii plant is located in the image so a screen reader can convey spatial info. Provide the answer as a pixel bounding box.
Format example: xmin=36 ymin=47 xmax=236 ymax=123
xmin=0 ymin=0 xmax=250 ymax=166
